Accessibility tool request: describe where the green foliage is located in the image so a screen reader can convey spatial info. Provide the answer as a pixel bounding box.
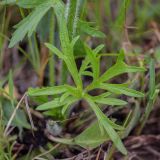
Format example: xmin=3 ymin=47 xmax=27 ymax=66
xmin=48 ymin=121 xmax=110 ymax=149
xmin=137 ymin=59 xmax=159 ymax=134
xmin=86 ymin=96 xmax=127 ymax=154
xmin=0 ymin=72 xmax=30 ymax=138
xmin=0 ymin=0 xmax=16 ymax=5
xmin=2 ymin=71 xmax=30 ymax=129
xmin=65 ymin=0 xmax=86 ymax=39
xmin=26 ymin=0 xmax=145 ymax=155
xmin=2 ymin=100 xmax=30 ymax=129
xmin=0 ymin=0 xmax=160 ymax=159
xmin=9 ymin=0 xmax=55 ymax=48
xmin=0 ymin=113 xmax=15 ymax=160
xmin=99 ymin=50 xmax=145 ymax=83
xmin=74 ymin=121 xmax=109 ymax=148
xmin=114 ymin=0 xmax=131 ymax=29
xmin=2 ymin=0 xmax=150 ymax=156
xmin=17 ymin=0 xmax=45 ymax=8
xmin=99 ymin=83 xmax=144 ymax=97
xmin=94 ymin=97 xmax=127 ymax=106
xmin=28 ymin=86 xmax=66 ymax=96
xmin=78 ymin=20 xmax=106 ymax=38
xmin=0 ymin=72 xmax=30 ymax=160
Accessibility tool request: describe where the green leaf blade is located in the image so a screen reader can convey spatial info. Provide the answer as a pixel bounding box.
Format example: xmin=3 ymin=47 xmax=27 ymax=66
xmin=95 ymin=97 xmax=127 ymax=106
xmin=74 ymin=121 xmax=109 ymax=148
xmin=36 ymin=98 xmax=62 ymax=111
xmin=99 ymin=83 xmax=144 ymax=97
xmin=9 ymin=1 xmax=52 ymax=48
xmin=100 ymin=61 xmax=145 ymax=83
xmin=86 ymin=96 xmax=127 ymax=155
xmin=27 ymin=86 xmax=66 ymax=96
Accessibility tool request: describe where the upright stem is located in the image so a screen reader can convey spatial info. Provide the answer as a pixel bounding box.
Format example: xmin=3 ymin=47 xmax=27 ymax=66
xmin=72 ymin=0 xmax=84 ymax=38
xmin=60 ymin=0 xmax=86 ymax=85
xmin=94 ymin=0 xmax=103 ymax=30
xmin=28 ymin=38 xmax=36 ymax=70
xmin=66 ymin=0 xmax=85 ymax=39
xmin=104 ymin=0 xmax=111 ymax=21
xmin=0 ymin=7 xmax=6 ymax=69
xmin=136 ymin=59 xmax=159 ymax=135
xmin=49 ymin=11 xmax=55 ymax=86
xmin=33 ymin=33 xmax=40 ymax=70
xmin=105 ymin=145 xmax=116 ymax=160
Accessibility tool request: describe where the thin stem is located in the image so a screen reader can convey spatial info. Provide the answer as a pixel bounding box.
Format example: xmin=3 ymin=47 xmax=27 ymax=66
xmin=59 ymin=0 xmax=86 ymax=85
xmin=49 ymin=10 xmax=55 ymax=86
xmin=19 ymin=8 xmax=25 ymax=18
xmin=33 ymin=33 xmax=40 ymax=70
xmin=104 ymin=0 xmax=111 ymax=21
xmin=4 ymin=93 xmax=26 ymax=136
xmin=105 ymin=145 xmax=116 ymax=160
xmin=0 ymin=7 xmax=6 ymax=68
xmin=28 ymin=38 xmax=36 ymax=70
xmin=136 ymin=59 xmax=159 ymax=135
xmin=72 ymin=0 xmax=84 ymax=38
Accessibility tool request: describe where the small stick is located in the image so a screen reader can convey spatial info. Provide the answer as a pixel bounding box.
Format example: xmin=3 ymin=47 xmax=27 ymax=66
xmin=96 ymin=147 xmax=102 ymax=160
xmin=4 ymin=93 xmax=26 ymax=136
xmin=25 ymin=96 xmax=36 ymax=134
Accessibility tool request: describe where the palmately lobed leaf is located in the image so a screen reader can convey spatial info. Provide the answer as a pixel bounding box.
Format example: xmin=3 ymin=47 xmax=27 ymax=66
xmin=8 ymin=0 xmax=63 ymax=48
xmin=9 ymin=0 xmax=53 ymax=48
xmin=15 ymin=0 xmax=146 ymax=156
xmin=85 ymin=50 xmax=146 ymax=92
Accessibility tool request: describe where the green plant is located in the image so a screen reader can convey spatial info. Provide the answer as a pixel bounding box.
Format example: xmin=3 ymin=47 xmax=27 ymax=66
xmin=0 ymin=112 xmax=15 ymax=160
xmin=136 ymin=59 xmax=159 ymax=135
xmin=0 ymin=71 xmax=30 ymax=135
xmin=25 ymin=0 xmax=146 ymax=155
xmin=1 ymin=0 xmax=151 ymax=157
xmin=0 ymin=73 xmax=28 ymax=160
xmin=0 ymin=5 xmax=7 ymax=69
